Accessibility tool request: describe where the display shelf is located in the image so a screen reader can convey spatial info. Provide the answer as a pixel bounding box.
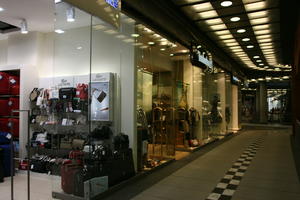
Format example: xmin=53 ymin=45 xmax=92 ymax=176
xmin=0 ymin=95 xmax=20 ymax=98
xmin=0 ymin=116 xmax=19 ymax=118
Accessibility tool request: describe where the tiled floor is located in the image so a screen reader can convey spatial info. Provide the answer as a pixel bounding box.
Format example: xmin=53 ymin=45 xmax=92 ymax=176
xmin=0 ymin=126 xmax=299 ymax=200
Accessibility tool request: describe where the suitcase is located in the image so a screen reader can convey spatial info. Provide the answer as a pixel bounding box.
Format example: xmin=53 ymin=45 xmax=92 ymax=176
xmin=61 ymin=164 xmax=82 ymax=194
xmin=8 ymin=118 xmax=19 ymax=138
xmin=0 ymin=144 xmax=13 ymax=177
xmin=0 ymin=132 xmax=11 ymax=144
xmin=9 ymin=76 xmax=20 ymax=95
xmin=0 ymin=118 xmax=9 ymax=132
xmin=8 ymin=98 xmax=19 ymax=116
xmin=0 ymin=99 xmax=9 ymax=116
xmin=0 ymin=72 xmax=10 ymax=95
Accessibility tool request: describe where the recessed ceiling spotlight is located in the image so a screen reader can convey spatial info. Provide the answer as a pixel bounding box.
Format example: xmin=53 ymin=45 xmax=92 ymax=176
xmin=237 ymin=29 xmax=246 ymax=33
xmin=55 ymin=29 xmax=65 ymax=34
xmin=20 ymin=19 xmax=28 ymax=34
xmin=55 ymin=0 xmax=62 ymax=3
xmin=256 ymin=60 xmax=262 ymax=62
xmin=170 ymin=54 xmax=174 ymax=57
xmin=230 ymin=17 xmax=241 ymax=22
xmin=160 ymin=48 xmax=166 ymax=51
xmin=259 ymin=63 xmax=264 ymax=66
xmin=148 ymin=41 xmax=155 ymax=45
xmin=131 ymin=33 xmax=140 ymax=38
xmin=247 ymin=45 xmax=254 ymax=48
xmin=0 ymin=7 xmax=4 ymax=12
xmin=242 ymin=38 xmax=250 ymax=42
xmin=221 ymin=1 xmax=233 ymax=7
xmin=253 ymin=56 xmax=260 ymax=58
xmin=66 ymin=7 xmax=75 ymax=22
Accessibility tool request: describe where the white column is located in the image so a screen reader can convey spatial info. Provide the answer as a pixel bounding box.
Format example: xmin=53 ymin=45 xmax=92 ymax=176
xmin=231 ymin=85 xmax=239 ymax=131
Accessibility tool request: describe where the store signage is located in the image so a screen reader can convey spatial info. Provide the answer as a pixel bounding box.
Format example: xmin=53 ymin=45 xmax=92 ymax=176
xmin=190 ymin=45 xmax=213 ymax=71
xmin=105 ymin=0 xmax=119 ymax=9
xmin=231 ymin=75 xmax=240 ymax=85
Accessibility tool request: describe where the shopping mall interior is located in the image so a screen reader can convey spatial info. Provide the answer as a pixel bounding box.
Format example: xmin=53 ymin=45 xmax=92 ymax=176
xmin=0 ymin=0 xmax=299 ymax=199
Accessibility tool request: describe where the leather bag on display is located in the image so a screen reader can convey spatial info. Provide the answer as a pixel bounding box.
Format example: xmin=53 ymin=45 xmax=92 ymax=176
xmin=29 ymin=88 xmax=40 ymax=102
xmin=9 ymin=75 xmax=20 ymax=95
xmin=75 ymin=84 xmax=88 ymax=100
xmin=0 ymin=72 xmax=10 ymax=95
xmin=0 ymin=99 xmax=9 ymax=116
xmin=61 ymin=163 xmax=83 ymax=194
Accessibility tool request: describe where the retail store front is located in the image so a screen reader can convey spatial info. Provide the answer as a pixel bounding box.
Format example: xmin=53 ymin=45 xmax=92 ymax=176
xmin=0 ymin=1 xmax=241 ymax=199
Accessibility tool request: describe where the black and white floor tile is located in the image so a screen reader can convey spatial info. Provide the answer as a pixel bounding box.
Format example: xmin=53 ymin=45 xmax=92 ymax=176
xmin=206 ymin=136 xmax=266 ymax=200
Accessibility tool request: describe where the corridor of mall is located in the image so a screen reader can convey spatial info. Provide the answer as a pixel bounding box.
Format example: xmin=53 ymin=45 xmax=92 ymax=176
xmin=102 ymin=125 xmax=300 ymax=200
xmin=0 ymin=0 xmax=300 ymax=200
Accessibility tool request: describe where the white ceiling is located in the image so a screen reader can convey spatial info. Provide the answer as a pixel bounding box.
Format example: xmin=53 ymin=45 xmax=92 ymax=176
xmin=0 ymin=0 xmax=54 ymax=33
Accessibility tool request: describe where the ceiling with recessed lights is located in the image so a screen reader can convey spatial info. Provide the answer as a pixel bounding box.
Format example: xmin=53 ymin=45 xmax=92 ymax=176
xmin=172 ymin=0 xmax=291 ymax=73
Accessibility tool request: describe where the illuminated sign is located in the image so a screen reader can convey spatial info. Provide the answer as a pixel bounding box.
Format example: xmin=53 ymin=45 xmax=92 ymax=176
xmin=106 ymin=0 xmax=119 ymax=9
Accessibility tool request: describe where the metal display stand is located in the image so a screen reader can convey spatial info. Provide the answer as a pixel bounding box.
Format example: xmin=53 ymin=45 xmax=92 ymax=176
xmin=10 ymin=110 xmax=31 ymax=200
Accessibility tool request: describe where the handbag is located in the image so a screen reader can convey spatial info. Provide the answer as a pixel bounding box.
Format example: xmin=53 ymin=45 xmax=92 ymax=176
xmin=49 ymin=86 xmax=59 ymax=99
xmin=72 ymin=139 xmax=85 ymax=150
xmin=36 ymin=89 xmax=45 ymax=106
xmin=29 ymin=88 xmax=40 ymax=101
xmin=59 ymin=87 xmax=76 ymax=100
xmin=76 ymin=84 xmax=88 ymax=100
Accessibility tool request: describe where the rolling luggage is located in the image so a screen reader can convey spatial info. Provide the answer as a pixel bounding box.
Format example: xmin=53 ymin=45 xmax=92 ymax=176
xmin=61 ymin=163 xmax=82 ymax=194
xmin=0 ymin=72 xmax=10 ymax=95
xmin=0 ymin=118 xmax=9 ymax=133
xmin=0 ymin=144 xmax=13 ymax=177
xmin=8 ymin=98 xmax=19 ymax=116
xmin=9 ymin=76 xmax=20 ymax=95
xmin=0 ymin=99 xmax=9 ymax=116
xmin=0 ymin=132 xmax=11 ymax=144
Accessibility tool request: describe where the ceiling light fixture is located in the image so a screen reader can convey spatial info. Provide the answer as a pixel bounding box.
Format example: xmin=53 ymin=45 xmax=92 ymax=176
xmin=242 ymin=38 xmax=250 ymax=42
xmin=230 ymin=17 xmax=241 ymax=22
xmin=20 ymin=19 xmax=28 ymax=34
xmin=160 ymin=48 xmax=166 ymax=51
xmin=131 ymin=33 xmax=140 ymax=38
xmin=55 ymin=0 xmax=62 ymax=3
xmin=259 ymin=63 xmax=264 ymax=66
xmin=0 ymin=7 xmax=4 ymax=12
xmin=247 ymin=45 xmax=254 ymax=48
xmin=221 ymin=1 xmax=233 ymax=7
xmin=148 ymin=41 xmax=155 ymax=45
xmin=66 ymin=7 xmax=75 ymax=22
xmin=55 ymin=29 xmax=64 ymax=34
xmin=237 ymin=29 xmax=246 ymax=33
xmin=256 ymin=60 xmax=262 ymax=62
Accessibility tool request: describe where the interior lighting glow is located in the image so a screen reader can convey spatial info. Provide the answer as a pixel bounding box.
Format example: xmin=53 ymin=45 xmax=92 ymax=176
xmin=206 ymin=18 xmax=223 ymax=25
xmin=219 ymin=34 xmax=233 ymax=39
xmin=160 ymin=48 xmax=166 ymax=51
xmin=55 ymin=29 xmax=64 ymax=34
xmin=253 ymin=24 xmax=270 ymax=31
xmin=221 ymin=1 xmax=233 ymax=7
xmin=148 ymin=41 xmax=155 ymax=45
xmin=191 ymin=2 xmax=212 ymax=12
xmin=0 ymin=7 xmax=4 ymax=12
xmin=247 ymin=45 xmax=254 ymax=48
xmin=248 ymin=11 xmax=268 ymax=19
xmin=237 ymin=29 xmax=246 ymax=33
xmin=244 ymin=1 xmax=266 ymax=11
xmin=253 ymin=56 xmax=260 ymax=58
xmin=210 ymin=24 xmax=227 ymax=30
xmin=230 ymin=17 xmax=241 ymax=22
xmin=20 ymin=19 xmax=28 ymax=34
xmin=198 ymin=10 xmax=218 ymax=19
xmin=131 ymin=33 xmax=140 ymax=38
xmin=250 ymin=17 xmax=269 ymax=25
xmin=242 ymin=38 xmax=250 ymax=42
xmin=215 ymin=30 xmax=231 ymax=35
xmin=66 ymin=7 xmax=75 ymax=22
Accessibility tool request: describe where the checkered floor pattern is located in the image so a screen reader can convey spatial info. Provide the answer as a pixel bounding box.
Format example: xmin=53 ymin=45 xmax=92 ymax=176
xmin=206 ymin=136 xmax=265 ymax=200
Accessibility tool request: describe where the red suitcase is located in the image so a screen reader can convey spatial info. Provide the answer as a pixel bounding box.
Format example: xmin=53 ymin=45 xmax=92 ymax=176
xmin=0 ymin=118 xmax=9 ymax=132
xmin=8 ymin=98 xmax=19 ymax=116
xmin=8 ymin=118 xmax=19 ymax=138
xmin=0 ymin=72 xmax=10 ymax=95
xmin=0 ymin=99 xmax=9 ymax=116
xmin=9 ymin=76 xmax=20 ymax=95
xmin=61 ymin=164 xmax=82 ymax=194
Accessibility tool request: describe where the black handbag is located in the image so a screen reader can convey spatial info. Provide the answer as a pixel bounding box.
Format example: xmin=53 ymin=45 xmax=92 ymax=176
xmin=113 ymin=133 xmax=129 ymax=150
xmin=29 ymin=88 xmax=40 ymax=102
xmin=90 ymin=126 xmax=112 ymax=140
xmin=59 ymin=87 xmax=76 ymax=100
